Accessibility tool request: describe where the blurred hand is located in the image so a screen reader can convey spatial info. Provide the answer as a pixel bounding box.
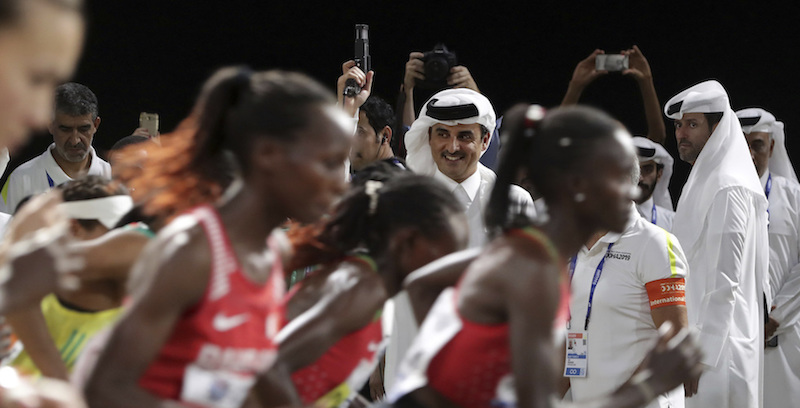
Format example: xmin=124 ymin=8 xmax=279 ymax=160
xmin=447 ymin=66 xmax=479 ymax=93
xmin=337 ymin=60 xmax=374 ymax=118
xmin=622 ymin=45 xmax=653 ymax=83
xmin=570 ymin=49 xmax=608 ymax=89
xmin=403 ymin=52 xmax=425 ymax=94
xmin=130 ymin=127 xmax=158 ymax=139
xmin=765 ymin=305 xmax=779 ymax=342
xmin=0 ymin=368 xmax=87 ymax=407
xmin=3 ymin=191 xmax=66 ymax=244
xmin=636 ymin=322 xmax=703 ymax=399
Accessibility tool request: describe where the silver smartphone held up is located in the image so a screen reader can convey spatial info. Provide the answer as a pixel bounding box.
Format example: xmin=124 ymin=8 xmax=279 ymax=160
xmin=139 ymin=112 xmax=159 ymax=138
xmin=595 ymin=54 xmax=629 ymax=72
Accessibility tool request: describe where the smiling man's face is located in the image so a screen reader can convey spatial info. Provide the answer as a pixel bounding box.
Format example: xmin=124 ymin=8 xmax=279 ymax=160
xmin=428 ymin=122 xmax=489 ymax=183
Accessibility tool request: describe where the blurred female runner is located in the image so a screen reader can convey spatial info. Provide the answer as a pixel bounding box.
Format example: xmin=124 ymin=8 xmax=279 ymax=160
xmin=388 ymin=105 xmax=703 ymax=408
xmin=246 ymin=170 xmax=467 ymax=408
xmin=83 ymin=66 xmax=353 ymax=408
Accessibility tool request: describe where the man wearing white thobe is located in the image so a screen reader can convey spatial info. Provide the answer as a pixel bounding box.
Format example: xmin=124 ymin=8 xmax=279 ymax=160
xmin=632 ymin=137 xmax=675 ymax=231
xmin=665 ymin=81 xmax=768 ymax=408
xmin=737 ymin=107 xmax=800 ymax=408
xmin=404 ymin=88 xmax=533 ymax=248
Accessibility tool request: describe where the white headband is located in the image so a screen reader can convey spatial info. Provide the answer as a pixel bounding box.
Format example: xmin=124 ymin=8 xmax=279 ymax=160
xmin=59 ymin=195 xmax=134 ymax=229
xmin=664 ymin=80 xmax=729 ymax=120
xmin=736 ymin=107 xmax=796 ymax=182
xmin=632 ymin=136 xmax=675 ymax=210
xmin=404 ymin=88 xmax=496 ymax=176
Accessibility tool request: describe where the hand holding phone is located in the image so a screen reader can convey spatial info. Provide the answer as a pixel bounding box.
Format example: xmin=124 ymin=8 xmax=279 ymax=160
xmin=595 ymin=54 xmax=629 ymax=72
xmin=138 ymin=112 xmax=159 ymax=139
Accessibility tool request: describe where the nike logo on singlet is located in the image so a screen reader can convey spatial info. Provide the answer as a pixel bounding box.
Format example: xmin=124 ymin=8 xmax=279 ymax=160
xmin=213 ymin=313 xmax=249 ymax=332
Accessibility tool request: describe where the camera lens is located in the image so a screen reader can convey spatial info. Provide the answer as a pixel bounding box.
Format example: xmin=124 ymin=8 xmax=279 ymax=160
xmin=425 ymin=57 xmax=449 ymax=82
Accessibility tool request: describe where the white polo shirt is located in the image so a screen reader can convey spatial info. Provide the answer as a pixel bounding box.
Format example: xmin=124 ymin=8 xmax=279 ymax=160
xmin=1 ymin=144 xmax=111 ymax=214
xmin=568 ymin=204 xmax=689 ymax=408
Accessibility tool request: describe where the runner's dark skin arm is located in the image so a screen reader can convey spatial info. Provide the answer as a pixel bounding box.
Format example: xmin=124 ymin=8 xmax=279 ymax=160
xmin=404 ymin=248 xmax=481 ymax=323
xmin=253 ymin=261 xmax=387 ymax=407
xmin=83 ymin=226 xmax=210 ymax=408
xmin=68 ymin=229 xmax=151 ymax=281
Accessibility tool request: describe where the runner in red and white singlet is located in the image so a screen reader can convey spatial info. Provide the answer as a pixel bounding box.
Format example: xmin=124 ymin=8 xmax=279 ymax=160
xmin=250 ymin=173 xmax=467 ymax=408
xmin=83 ymin=68 xmax=353 ymax=408
xmin=390 ymin=227 xmax=568 ymax=408
xmin=138 ymin=204 xmax=286 ymax=407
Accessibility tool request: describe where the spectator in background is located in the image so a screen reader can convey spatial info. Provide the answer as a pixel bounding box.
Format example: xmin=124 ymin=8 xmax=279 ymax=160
xmin=562 ymin=46 xmax=667 ymax=145
xmin=665 ymin=80 xmax=768 ymax=408
xmin=404 ymin=88 xmax=533 ymax=249
xmin=349 ymin=96 xmax=401 ymax=172
xmin=1 ymin=83 xmax=111 ymax=214
xmin=736 ymin=107 xmax=800 ymax=408
xmin=107 ymin=134 xmax=152 ymax=180
xmin=633 ymin=137 xmax=676 ymax=231
xmin=400 ymin=51 xmax=501 ymax=170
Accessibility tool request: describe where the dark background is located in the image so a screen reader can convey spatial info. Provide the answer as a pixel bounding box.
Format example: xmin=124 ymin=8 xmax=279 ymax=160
xmin=6 ymin=1 xmax=800 ymax=200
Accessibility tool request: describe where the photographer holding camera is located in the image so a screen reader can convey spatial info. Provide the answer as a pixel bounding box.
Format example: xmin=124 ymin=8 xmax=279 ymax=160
xmin=401 ymin=49 xmax=479 ymax=128
xmin=561 ymin=45 xmax=666 ymax=145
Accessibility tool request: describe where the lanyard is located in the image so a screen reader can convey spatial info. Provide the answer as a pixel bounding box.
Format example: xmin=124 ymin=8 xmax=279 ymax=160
xmin=651 ymin=203 xmax=657 ymax=225
xmin=765 ymin=173 xmax=772 ymax=223
xmin=765 ymin=173 xmax=772 ymax=199
xmin=568 ymin=242 xmax=614 ymax=330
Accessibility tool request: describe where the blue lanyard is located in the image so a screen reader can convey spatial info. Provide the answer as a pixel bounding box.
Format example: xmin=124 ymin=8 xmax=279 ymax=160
xmin=568 ymin=242 xmax=614 ymax=330
xmin=651 ymin=203 xmax=657 ymax=225
xmin=766 ymin=173 xmax=772 ymax=223
xmin=765 ymin=173 xmax=772 ymax=199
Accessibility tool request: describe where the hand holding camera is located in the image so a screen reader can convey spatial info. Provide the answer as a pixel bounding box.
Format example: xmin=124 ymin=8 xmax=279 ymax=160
xmin=403 ymin=44 xmax=478 ymax=94
xmin=621 ymin=45 xmax=653 ymax=84
xmin=570 ymin=49 xmax=609 ymax=89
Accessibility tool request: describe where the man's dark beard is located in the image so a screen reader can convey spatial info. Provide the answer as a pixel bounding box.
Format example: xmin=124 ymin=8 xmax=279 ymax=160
xmin=636 ymin=181 xmax=655 ymax=204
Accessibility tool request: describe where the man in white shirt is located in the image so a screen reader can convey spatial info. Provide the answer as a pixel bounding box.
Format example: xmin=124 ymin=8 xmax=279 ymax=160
xmin=567 ymin=162 xmax=689 ymax=408
xmin=632 ymin=136 xmax=675 ymax=231
xmin=665 ymin=80 xmax=769 ymax=408
xmin=404 ymin=88 xmax=533 ymax=248
xmin=736 ymin=107 xmax=800 ymax=408
xmin=1 ymin=82 xmax=111 ymax=214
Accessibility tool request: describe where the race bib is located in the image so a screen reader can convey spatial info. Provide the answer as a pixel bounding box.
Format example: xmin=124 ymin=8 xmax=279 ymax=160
xmin=180 ymin=364 xmax=256 ymax=408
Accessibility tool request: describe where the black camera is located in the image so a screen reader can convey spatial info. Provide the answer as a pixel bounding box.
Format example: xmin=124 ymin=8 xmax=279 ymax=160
xmin=416 ymin=44 xmax=458 ymax=90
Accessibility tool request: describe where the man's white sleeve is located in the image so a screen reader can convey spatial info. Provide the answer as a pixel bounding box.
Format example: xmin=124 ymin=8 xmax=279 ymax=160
xmin=695 ymin=188 xmax=750 ymax=368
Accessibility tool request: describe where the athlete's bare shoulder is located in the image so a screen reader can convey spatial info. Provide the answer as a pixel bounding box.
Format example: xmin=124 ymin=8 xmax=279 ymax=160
xmin=126 ymin=212 xmax=212 ymax=304
xmin=457 ymin=231 xmax=561 ymax=324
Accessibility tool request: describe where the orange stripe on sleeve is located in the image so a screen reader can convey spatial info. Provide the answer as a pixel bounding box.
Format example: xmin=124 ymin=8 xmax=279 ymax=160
xmin=645 ymin=278 xmax=686 ymax=310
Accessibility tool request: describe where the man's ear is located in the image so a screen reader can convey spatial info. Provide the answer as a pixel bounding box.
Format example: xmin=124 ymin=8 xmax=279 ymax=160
xmin=769 ymin=138 xmax=775 ymax=158
xmin=481 ymin=131 xmax=491 ymax=151
xmin=382 ymin=126 xmax=393 ymax=145
xmin=93 ymin=116 xmax=102 ymax=131
xmin=656 ymin=167 xmax=664 ymax=181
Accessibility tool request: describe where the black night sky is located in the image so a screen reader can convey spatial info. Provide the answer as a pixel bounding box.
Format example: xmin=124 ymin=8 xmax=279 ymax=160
xmin=6 ymin=1 xmax=800 ymax=199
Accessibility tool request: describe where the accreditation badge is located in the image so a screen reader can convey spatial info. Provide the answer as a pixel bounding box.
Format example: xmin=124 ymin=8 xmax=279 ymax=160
xmin=563 ymin=331 xmax=588 ymax=377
